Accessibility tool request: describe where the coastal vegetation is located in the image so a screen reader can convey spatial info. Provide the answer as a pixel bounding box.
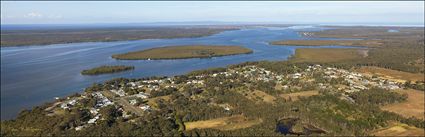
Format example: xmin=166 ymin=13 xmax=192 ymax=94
xmin=308 ymin=26 xmax=424 ymax=39
xmin=291 ymin=48 xmax=367 ymax=63
xmin=0 ymin=27 xmax=236 ymax=47
xmin=81 ymin=65 xmax=134 ymax=75
xmin=271 ymin=39 xmax=382 ymax=47
xmin=111 ymin=45 xmax=253 ymax=60
xmin=277 ymin=26 xmax=424 ymax=74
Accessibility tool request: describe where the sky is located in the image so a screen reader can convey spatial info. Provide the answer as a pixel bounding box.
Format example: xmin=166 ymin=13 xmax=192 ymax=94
xmin=1 ymin=1 xmax=424 ymax=25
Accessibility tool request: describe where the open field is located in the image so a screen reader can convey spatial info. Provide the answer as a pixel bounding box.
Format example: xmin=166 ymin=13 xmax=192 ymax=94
xmin=291 ymin=48 xmax=366 ymax=63
xmin=147 ymin=95 xmax=171 ymax=109
xmin=1 ymin=27 xmax=235 ymax=46
xmin=356 ymin=66 xmax=424 ymax=83
xmin=372 ymin=122 xmax=425 ymax=136
xmin=112 ymin=45 xmax=253 ymax=60
xmin=381 ymin=89 xmax=424 ymax=119
xmin=244 ymin=90 xmax=276 ymax=104
xmin=81 ymin=65 xmax=134 ymax=75
xmin=280 ymin=90 xmax=319 ymax=101
xmin=271 ymin=40 xmax=382 ymax=47
xmin=184 ymin=115 xmax=262 ymax=131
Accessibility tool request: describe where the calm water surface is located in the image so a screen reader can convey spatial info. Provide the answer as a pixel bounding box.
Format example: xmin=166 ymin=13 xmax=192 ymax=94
xmin=1 ymin=26 xmax=354 ymax=120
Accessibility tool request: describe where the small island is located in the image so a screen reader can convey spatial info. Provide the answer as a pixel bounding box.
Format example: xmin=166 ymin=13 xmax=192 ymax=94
xmin=111 ymin=45 xmax=253 ymax=60
xmin=81 ymin=65 xmax=135 ymax=75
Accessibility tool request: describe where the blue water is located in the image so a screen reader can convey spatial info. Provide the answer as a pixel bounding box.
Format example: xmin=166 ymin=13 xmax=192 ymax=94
xmin=1 ymin=26 xmax=356 ymax=120
xmin=276 ymin=123 xmax=292 ymax=135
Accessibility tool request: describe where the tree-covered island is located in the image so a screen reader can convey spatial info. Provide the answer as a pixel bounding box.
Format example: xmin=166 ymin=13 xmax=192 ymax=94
xmin=111 ymin=45 xmax=253 ymax=60
xmin=81 ymin=65 xmax=135 ymax=75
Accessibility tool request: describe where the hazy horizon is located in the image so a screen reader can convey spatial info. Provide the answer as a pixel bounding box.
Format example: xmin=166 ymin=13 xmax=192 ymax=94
xmin=1 ymin=1 xmax=424 ymax=25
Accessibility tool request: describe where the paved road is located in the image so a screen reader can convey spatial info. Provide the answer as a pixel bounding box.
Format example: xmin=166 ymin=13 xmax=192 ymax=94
xmin=101 ymin=91 xmax=144 ymax=116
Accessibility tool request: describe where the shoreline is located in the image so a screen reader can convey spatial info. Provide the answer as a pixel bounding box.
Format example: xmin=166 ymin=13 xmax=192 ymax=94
xmin=1 ymin=27 xmax=238 ymax=47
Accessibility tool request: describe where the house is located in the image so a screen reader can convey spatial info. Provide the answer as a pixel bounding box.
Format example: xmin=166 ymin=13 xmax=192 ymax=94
xmin=140 ymin=105 xmax=151 ymax=111
xmin=129 ymin=99 xmax=137 ymax=105
xmin=128 ymin=82 xmax=137 ymax=87
xmin=134 ymin=92 xmax=149 ymax=99
xmin=89 ymin=108 xmax=98 ymax=115
xmin=110 ymin=89 xmax=125 ymax=97
xmin=292 ymin=73 xmax=302 ymax=79
xmin=88 ymin=115 xmax=99 ymax=124
xmin=60 ymin=103 xmax=69 ymax=109
xmin=60 ymin=99 xmax=77 ymax=109
xmin=75 ymin=126 xmax=85 ymax=131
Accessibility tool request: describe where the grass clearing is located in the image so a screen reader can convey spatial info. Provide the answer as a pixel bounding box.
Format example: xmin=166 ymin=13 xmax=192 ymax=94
xmin=184 ymin=115 xmax=262 ymax=131
xmin=112 ymin=45 xmax=252 ymax=60
xmin=292 ymin=48 xmax=366 ymax=63
xmin=356 ymin=66 xmax=424 ymax=83
xmin=244 ymin=90 xmax=276 ymax=104
xmin=381 ymin=89 xmax=424 ymax=119
xmin=280 ymin=90 xmax=319 ymax=101
xmin=372 ymin=122 xmax=424 ymax=136
xmin=271 ymin=40 xmax=382 ymax=47
xmin=147 ymin=95 xmax=171 ymax=109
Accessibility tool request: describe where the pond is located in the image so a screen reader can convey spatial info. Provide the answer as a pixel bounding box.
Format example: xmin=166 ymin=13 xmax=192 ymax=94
xmin=276 ymin=118 xmax=327 ymax=135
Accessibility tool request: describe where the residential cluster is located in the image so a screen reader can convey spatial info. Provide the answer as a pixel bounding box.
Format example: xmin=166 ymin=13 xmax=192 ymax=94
xmin=46 ymin=64 xmax=404 ymax=131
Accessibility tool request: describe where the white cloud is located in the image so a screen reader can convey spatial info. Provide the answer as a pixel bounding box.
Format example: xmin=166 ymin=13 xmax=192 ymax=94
xmin=25 ymin=12 xmax=43 ymax=18
xmin=48 ymin=14 xmax=63 ymax=19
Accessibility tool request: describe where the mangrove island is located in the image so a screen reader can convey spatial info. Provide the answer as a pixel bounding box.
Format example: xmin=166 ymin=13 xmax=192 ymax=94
xmin=111 ymin=45 xmax=253 ymax=60
xmin=81 ymin=65 xmax=135 ymax=75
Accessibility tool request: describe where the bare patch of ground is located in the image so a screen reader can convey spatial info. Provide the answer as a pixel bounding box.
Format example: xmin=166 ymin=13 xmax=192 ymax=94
xmin=244 ymin=90 xmax=276 ymax=104
xmin=184 ymin=115 xmax=262 ymax=131
xmin=372 ymin=122 xmax=424 ymax=136
xmin=147 ymin=95 xmax=171 ymax=109
xmin=357 ymin=66 xmax=425 ymax=83
xmin=280 ymin=90 xmax=319 ymax=101
xmin=381 ymin=89 xmax=424 ymax=119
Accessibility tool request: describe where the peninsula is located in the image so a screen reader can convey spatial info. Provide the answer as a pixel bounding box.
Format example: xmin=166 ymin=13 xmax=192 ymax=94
xmin=111 ymin=45 xmax=253 ymax=60
xmin=0 ymin=27 xmax=236 ymax=47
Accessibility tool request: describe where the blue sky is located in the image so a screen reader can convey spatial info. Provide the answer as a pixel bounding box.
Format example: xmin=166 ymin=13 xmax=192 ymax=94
xmin=1 ymin=1 xmax=424 ymax=25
